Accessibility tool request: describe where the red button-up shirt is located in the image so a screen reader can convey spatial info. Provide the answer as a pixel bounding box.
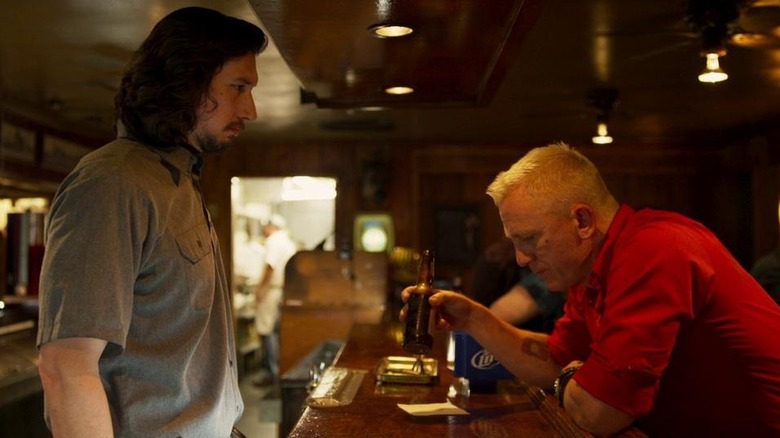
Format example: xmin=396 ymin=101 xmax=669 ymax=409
xmin=548 ymin=205 xmax=780 ymax=436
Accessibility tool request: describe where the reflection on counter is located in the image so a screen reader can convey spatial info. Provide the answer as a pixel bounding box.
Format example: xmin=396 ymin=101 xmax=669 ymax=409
xmin=375 ymin=355 xmax=438 ymax=385
xmin=280 ymin=339 xmax=344 ymax=437
xmin=280 ymin=250 xmax=388 ymax=375
xmin=286 ymin=322 xmax=607 ymax=438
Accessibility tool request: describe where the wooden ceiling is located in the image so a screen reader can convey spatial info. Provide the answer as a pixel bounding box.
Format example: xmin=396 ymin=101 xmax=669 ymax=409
xmin=2 ymin=0 xmax=780 ymax=149
xmin=250 ymin=0 xmax=541 ymax=108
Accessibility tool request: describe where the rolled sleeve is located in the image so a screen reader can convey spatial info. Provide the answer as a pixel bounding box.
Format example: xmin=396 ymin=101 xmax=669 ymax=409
xmin=38 ymin=163 xmax=142 ymax=353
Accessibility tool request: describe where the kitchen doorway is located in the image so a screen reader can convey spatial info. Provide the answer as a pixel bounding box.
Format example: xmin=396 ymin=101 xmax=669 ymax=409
xmin=230 ymin=175 xmax=337 ymax=290
xmin=229 ymin=175 xmax=337 ymax=358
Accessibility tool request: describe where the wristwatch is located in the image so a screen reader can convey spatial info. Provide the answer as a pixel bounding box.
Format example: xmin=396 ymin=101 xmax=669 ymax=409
xmin=553 ymin=364 xmax=581 ymax=407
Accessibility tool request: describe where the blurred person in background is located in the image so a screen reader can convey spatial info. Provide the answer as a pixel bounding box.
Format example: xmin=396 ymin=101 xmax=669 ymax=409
xmin=471 ymin=238 xmax=564 ymax=333
xmin=253 ymin=214 xmax=297 ymax=396
xmin=750 ymin=246 xmax=780 ymax=305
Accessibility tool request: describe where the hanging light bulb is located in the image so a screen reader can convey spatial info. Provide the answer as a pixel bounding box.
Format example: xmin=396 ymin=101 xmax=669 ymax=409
xmin=684 ymin=0 xmax=736 ymax=85
xmin=586 ymin=87 xmax=619 ymax=145
xmin=591 ymin=121 xmax=613 ymax=145
xmin=698 ymin=52 xmax=728 ymax=83
xmin=692 ymin=20 xmax=730 ymax=84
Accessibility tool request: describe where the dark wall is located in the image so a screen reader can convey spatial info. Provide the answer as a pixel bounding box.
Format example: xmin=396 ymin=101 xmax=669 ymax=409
xmin=0 ymin=107 xmax=773 ymax=293
xmin=201 ymin=139 xmax=762 ymax=293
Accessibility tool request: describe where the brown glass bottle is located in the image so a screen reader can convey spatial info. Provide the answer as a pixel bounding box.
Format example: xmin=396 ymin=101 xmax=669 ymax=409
xmin=403 ymin=249 xmax=435 ymax=355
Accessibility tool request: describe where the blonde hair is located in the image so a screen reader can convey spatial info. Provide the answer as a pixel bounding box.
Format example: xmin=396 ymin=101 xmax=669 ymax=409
xmin=486 ymin=142 xmax=615 ymax=213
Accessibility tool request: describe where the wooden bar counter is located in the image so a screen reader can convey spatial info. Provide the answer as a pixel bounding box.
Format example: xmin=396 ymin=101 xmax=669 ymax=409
xmin=289 ymin=321 xmax=615 ymax=437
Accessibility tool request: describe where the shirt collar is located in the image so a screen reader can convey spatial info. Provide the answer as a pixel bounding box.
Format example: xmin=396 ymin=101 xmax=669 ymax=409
xmin=162 ymin=145 xmax=200 ymax=174
xmin=121 ymin=139 xmax=201 ymax=187
xmin=116 ymin=122 xmax=202 ymax=180
xmin=586 ymin=204 xmax=635 ymax=291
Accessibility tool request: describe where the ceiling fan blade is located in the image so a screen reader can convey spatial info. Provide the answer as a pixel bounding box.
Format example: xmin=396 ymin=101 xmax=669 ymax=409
xmin=738 ymin=5 xmax=780 ymax=34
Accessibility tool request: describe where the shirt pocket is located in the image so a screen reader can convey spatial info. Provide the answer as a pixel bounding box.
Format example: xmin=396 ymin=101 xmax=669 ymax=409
xmin=176 ymin=224 xmax=211 ymax=263
xmin=175 ymin=224 xmax=215 ymax=309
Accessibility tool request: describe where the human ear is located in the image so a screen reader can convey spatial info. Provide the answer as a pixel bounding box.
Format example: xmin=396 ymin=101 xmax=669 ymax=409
xmin=572 ymin=204 xmax=596 ymax=238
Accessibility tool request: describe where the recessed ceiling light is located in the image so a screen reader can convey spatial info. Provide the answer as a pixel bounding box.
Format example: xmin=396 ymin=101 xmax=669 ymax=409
xmin=369 ymin=24 xmax=413 ymax=38
xmin=384 ymin=86 xmax=414 ymax=95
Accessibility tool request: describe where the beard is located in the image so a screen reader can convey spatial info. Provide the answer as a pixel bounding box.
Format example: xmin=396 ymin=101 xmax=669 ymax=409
xmin=194 ymin=133 xmax=229 ymax=154
xmin=193 ymin=126 xmax=241 ymax=154
xmin=190 ymin=118 xmax=244 ymax=153
xmin=198 ymin=122 xmax=244 ymax=154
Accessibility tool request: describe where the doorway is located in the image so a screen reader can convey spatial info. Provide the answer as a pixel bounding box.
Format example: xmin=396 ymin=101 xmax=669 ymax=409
xmin=230 ymin=176 xmax=337 ymax=436
xmin=230 ymin=175 xmax=337 ymax=347
xmin=230 ymin=175 xmax=337 ymax=290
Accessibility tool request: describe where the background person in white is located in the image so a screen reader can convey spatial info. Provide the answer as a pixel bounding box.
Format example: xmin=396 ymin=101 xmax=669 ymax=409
xmin=254 ymin=214 xmax=297 ymax=389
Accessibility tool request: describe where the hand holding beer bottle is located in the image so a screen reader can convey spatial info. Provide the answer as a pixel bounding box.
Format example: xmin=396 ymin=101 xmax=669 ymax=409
xmin=403 ymin=249 xmax=435 ymax=362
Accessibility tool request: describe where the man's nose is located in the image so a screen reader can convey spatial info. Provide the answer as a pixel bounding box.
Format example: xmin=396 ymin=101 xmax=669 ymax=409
xmin=515 ymin=250 xmax=533 ymax=267
xmin=241 ymin=94 xmax=257 ymax=121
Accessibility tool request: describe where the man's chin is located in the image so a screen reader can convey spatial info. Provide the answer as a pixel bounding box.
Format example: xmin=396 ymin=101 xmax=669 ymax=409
xmin=201 ymin=138 xmax=234 ymax=154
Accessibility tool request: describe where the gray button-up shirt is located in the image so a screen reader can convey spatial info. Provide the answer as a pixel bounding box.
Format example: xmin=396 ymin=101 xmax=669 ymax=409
xmin=38 ymin=138 xmax=242 ymax=437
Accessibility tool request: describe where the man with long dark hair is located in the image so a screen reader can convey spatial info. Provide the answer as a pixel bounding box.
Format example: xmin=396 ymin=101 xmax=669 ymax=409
xmin=37 ymin=7 xmax=267 ymax=437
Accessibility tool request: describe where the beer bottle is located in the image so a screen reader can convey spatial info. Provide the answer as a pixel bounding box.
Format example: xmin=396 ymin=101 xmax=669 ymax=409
xmin=403 ymin=249 xmax=435 ymax=355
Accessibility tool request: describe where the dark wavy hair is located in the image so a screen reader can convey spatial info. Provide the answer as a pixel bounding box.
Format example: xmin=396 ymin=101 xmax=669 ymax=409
xmin=115 ymin=7 xmax=267 ymax=150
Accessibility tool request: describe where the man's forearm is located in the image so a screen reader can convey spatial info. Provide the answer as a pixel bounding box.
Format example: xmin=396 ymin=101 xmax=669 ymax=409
xmin=464 ymin=305 xmax=560 ymax=387
xmin=39 ymin=338 xmax=113 ymax=438
xmin=563 ymin=379 xmax=635 ymax=436
xmin=465 ymin=308 xmax=634 ymax=435
xmin=44 ymin=373 xmax=113 ymax=437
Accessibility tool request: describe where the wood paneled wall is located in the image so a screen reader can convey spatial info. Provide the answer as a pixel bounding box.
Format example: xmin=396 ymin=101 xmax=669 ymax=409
xmin=750 ymin=132 xmax=780 ymax=261
xmin=1 ymin=106 xmax=772 ymax=292
xmin=201 ymin=139 xmax=762 ymax=294
xmin=2 ymin=104 xmax=778 ymax=289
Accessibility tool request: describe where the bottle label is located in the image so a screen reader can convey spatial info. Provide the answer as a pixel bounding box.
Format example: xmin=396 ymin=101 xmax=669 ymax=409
xmin=403 ymin=292 xmax=433 ymax=354
xmin=407 ymin=292 xmax=431 ymax=334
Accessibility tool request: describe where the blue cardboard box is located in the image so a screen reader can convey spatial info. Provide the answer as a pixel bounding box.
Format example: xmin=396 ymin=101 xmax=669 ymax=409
xmin=453 ymin=331 xmax=515 ymax=393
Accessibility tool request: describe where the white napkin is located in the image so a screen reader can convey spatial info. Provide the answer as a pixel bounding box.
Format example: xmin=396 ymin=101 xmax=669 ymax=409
xmin=397 ymin=400 xmax=469 ymax=416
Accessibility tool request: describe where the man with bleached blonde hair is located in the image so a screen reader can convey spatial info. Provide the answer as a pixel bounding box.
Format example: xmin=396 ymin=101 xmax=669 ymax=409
xmin=401 ymin=142 xmax=780 ymax=436
xmin=486 ymin=142 xmax=617 ymax=214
